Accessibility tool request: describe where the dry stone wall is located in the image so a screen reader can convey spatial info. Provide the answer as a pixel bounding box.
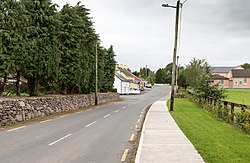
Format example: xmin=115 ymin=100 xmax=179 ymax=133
xmin=0 ymin=93 xmax=119 ymax=126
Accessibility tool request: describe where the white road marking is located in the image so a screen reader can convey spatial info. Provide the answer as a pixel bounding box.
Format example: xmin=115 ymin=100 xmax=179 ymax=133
xmin=128 ymin=104 xmax=131 ymax=107
xmin=140 ymin=115 xmax=142 ymax=118
xmin=49 ymin=134 xmax=72 ymax=146
xmin=75 ymin=111 xmax=82 ymax=114
xmin=133 ymin=102 xmax=136 ymax=105
xmin=86 ymin=109 xmax=92 ymax=111
xmin=137 ymin=119 xmax=140 ymax=123
xmin=141 ymin=111 xmax=143 ymax=114
xmin=121 ymin=149 xmax=129 ymax=162
xmin=130 ymin=134 xmax=135 ymax=142
xmin=39 ymin=119 xmax=52 ymax=124
xmin=122 ymin=106 xmax=126 ymax=109
xmin=85 ymin=121 xmax=97 ymax=128
xmin=7 ymin=126 xmax=26 ymax=132
xmin=60 ymin=115 xmax=69 ymax=118
xmin=104 ymin=114 xmax=111 ymax=118
xmin=115 ymin=110 xmax=120 ymax=113
xmin=135 ymin=125 xmax=138 ymax=129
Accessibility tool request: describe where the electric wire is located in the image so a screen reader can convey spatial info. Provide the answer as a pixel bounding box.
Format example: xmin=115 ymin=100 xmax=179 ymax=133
xmin=183 ymin=0 xmax=189 ymax=5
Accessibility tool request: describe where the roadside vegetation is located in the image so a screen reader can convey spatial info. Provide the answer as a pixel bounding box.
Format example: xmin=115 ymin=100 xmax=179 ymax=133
xmin=1 ymin=0 xmax=116 ymax=97
xmin=171 ymin=98 xmax=250 ymax=163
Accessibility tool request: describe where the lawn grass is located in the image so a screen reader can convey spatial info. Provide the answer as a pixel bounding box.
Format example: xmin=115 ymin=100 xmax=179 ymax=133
xmin=225 ymin=89 xmax=250 ymax=105
xmin=170 ymin=98 xmax=250 ymax=163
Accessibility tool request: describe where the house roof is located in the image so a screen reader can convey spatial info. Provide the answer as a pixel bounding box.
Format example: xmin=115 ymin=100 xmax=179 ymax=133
xmin=117 ymin=67 xmax=134 ymax=78
xmin=232 ymin=69 xmax=250 ymax=78
xmin=212 ymin=74 xmax=229 ymax=80
xmin=212 ymin=67 xmax=235 ymax=73
xmin=117 ymin=67 xmax=142 ymax=81
xmin=115 ymin=72 xmax=130 ymax=82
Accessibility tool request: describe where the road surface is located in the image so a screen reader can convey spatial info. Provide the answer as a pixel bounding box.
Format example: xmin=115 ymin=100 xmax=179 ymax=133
xmin=0 ymin=85 xmax=170 ymax=163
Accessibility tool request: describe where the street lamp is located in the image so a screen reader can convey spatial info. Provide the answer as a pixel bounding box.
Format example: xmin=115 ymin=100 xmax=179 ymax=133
xmin=162 ymin=0 xmax=181 ymax=111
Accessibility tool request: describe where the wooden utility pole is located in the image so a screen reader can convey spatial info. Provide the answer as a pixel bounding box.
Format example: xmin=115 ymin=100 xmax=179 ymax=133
xmin=170 ymin=0 xmax=180 ymax=111
xmin=176 ymin=56 xmax=179 ymax=93
xmin=95 ymin=43 xmax=98 ymax=105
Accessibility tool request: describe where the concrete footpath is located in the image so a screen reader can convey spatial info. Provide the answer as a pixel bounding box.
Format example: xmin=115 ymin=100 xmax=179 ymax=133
xmin=135 ymin=96 xmax=205 ymax=163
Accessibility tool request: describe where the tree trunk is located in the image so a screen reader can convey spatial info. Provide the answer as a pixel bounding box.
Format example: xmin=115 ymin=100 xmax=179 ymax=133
xmin=0 ymin=74 xmax=7 ymax=96
xmin=16 ymin=72 xmax=21 ymax=96
xmin=28 ymin=77 xmax=39 ymax=96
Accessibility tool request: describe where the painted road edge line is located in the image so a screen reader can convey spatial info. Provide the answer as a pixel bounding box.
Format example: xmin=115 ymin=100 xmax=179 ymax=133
xmin=137 ymin=119 xmax=140 ymax=123
xmin=60 ymin=115 xmax=69 ymax=118
xmin=85 ymin=121 xmax=97 ymax=128
xmin=121 ymin=149 xmax=129 ymax=162
xmin=129 ymin=134 xmax=135 ymax=142
xmin=104 ymin=114 xmax=111 ymax=118
xmin=49 ymin=134 xmax=72 ymax=146
xmin=7 ymin=126 xmax=26 ymax=132
xmin=39 ymin=119 xmax=52 ymax=124
xmin=115 ymin=110 xmax=120 ymax=113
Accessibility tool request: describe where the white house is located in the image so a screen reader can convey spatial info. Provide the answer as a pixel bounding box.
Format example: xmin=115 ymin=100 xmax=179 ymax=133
xmin=114 ymin=72 xmax=130 ymax=94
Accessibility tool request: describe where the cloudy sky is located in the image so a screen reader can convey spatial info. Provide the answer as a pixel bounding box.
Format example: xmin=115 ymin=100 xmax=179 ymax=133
xmin=52 ymin=0 xmax=250 ymax=71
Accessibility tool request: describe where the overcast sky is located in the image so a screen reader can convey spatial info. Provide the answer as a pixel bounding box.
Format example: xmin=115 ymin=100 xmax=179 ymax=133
xmin=52 ymin=0 xmax=250 ymax=71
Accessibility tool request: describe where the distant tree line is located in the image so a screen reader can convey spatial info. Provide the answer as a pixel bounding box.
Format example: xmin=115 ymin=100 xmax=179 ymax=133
xmin=0 ymin=0 xmax=116 ymax=96
xmin=133 ymin=67 xmax=156 ymax=85
xmin=242 ymin=63 xmax=250 ymax=69
xmin=155 ymin=59 xmax=224 ymax=99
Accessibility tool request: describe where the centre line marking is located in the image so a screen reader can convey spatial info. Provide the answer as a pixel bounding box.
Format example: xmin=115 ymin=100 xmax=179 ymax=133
xmin=137 ymin=119 xmax=140 ymax=123
xmin=104 ymin=114 xmax=111 ymax=118
xmin=115 ymin=110 xmax=120 ymax=113
xmin=39 ymin=119 xmax=52 ymax=124
xmin=140 ymin=115 xmax=142 ymax=118
xmin=7 ymin=126 xmax=26 ymax=132
xmin=85 ymin=121 xmax=97 ymax=128
xmin=121 ymin=149 xmax=129 ymax=162
xmin=49 ymin=134 xmax=72 ymax=146
xmin=129 ymin=134 xmax=135 ymax=142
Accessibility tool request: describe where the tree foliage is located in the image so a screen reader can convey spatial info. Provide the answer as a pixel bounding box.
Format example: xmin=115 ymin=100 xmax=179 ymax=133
xmin=0 ymin=0 xmax=116 ymax=96
xmin=242 ymin=63 xmax=250 ymax=70
xmin=155 ymin=63 xmax=172 ymax=84
xmin=185 ymin=58 xmax=224 ymax=99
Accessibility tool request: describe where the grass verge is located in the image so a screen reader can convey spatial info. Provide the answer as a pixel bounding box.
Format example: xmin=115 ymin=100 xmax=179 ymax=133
xmin=225 ymin=89 xmax=250 ymax=105
xmin=170 ymin=98 xmax=250 ymax=163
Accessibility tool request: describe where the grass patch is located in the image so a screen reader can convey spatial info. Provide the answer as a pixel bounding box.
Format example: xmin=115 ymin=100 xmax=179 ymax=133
xmin=225 ymin=89 xmax=250 ymax=105
xmin=170 ymin=98 xmax=250 ymax=163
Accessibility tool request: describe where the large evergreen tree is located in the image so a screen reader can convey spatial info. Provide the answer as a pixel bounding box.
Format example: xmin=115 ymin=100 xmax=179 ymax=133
xmin=0 ymin=0 xmax=117 ymax=96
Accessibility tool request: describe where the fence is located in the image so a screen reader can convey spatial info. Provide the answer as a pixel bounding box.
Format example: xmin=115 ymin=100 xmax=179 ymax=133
xmin=186 ymin=91 xmax=250 ymax=133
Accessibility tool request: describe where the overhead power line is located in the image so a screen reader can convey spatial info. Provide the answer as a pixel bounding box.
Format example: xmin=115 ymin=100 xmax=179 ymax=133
xmin=182 ymin=0 xmax=189 ymax=5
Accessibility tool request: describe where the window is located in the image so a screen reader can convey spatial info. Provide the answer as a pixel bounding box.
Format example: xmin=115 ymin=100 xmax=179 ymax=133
xmin=234 ymin=79 xmax=238 ymax=85
xmin=239 ymin=80 xmax=243 ymax=85
xmin=244 ymin=78 xmax=247 ymax=85
xmin=220 ymin=80 xmax=224 ymax=85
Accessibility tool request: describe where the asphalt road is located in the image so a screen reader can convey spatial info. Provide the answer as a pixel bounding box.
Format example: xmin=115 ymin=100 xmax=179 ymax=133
xmin=0 ymin=85 xmax=170 ymax=163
